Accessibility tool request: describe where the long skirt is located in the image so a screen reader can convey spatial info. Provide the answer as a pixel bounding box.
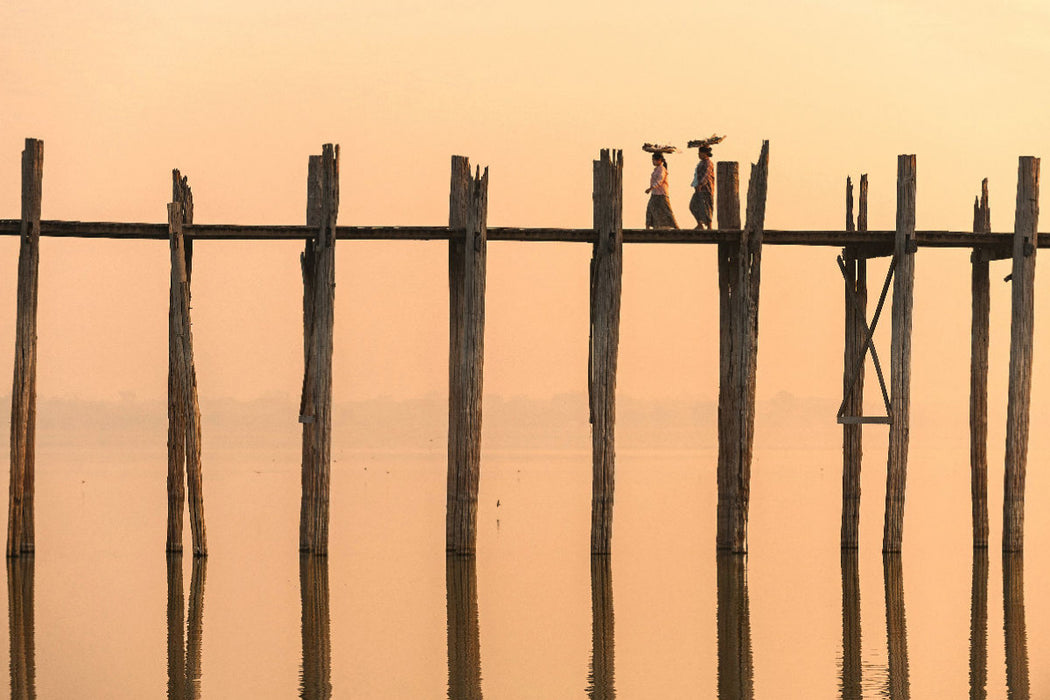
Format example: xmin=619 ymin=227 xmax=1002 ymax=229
xmin=646 ymin=194 xmax=679 ymax=229
xmin=690 ymin=189 xmax=714 ymax=228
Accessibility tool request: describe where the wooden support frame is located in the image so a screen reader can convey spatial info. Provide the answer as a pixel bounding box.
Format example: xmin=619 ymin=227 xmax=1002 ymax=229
xmin=883 ymin=155 xmax=917 ymax=554
xmin=1003 ymin=156 xmax=1040 ymax=553
xmin=298 ymin=144 xmax=339 ymax=555
xmin=168 ymin=170 xmax=207 ymax=556
xmin=446 ymin=159 xmax=489 ymax=555
xmin=7 ymin=139 xmax=43 ymax=558
xmin=970 ymin=179 xmax=991 ymax=549
xmin=589 ymin=149 xmax=623 ymax=556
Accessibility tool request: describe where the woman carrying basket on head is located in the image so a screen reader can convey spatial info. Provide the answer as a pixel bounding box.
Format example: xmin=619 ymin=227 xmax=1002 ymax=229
xmin=644 ymin=144 xmax=679 ymax=229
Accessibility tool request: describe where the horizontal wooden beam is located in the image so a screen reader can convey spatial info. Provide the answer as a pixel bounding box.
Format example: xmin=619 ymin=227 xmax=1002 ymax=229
xmin=0 ymin=219 xmax=1045 ymax=248
xmin=838 ymin=416 xmax=892 ymax=425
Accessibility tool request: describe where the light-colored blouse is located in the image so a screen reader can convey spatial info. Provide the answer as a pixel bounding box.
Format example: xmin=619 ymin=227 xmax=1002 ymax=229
xmin=649 ymin=164 xmax=669 ymax=196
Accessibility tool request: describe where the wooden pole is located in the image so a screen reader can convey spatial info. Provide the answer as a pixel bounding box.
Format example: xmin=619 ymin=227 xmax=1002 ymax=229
xmin=970 ymin=180 xmax=991 ymax=549
xmin=716 ymin=161 xmax=740 ymax=550
xmin=8 ymin=139 xmax=43 ymax=558
xmin=968 ymin=547 xmax=988 ymax=699
xmin=446 ymin=555 xmax=481 ymax=700
xmin=446 ymin=156 xmax=468 ymax=553
xmin=6 ymin=556 xmax=35 ymax=699
xmin=300 ymin=555 xmax=332 ymax=699
xmin=883 ymin=155 xmax=916 ymax=554
xmin=716 ymin=552 xmax=754 ymax=699
xmin=725 ymin=141 xmax=770 ymax=554
xmin=447 ymin=164 xmax=488 ymax=555
xmin=1002 ymin=552 xmax=1029 ymax=697
xmin=166 ymin=173 xmax=195 ymax=552
xmin=587 ymin=554 xmax=614 ymax=698
xmin=299 ymin=155 xmax=321 ymax=551
xmin=299 ymin=145 xmax=339 ymax=554
xmin=590 ymin=149 xmax=623 ymax=555
xmin=168 ymin=171 xmax=207 ymax=557
xmin=1003 ymin=156 xmax=1040 ymax=553
xmin=841 ymin=175 xmax=868 ymax=549
xmin=883 ymin=553 xmax=910 ymax=698
xmin=840 ymin=549 xmax=862 ymax=696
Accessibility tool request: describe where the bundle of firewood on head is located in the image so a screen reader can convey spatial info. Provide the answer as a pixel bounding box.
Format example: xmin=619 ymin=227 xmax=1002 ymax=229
xmin=687 ymin=134 xmax=726 ymax=155
xmin=642 ymin=143 xmax=678 ymax=155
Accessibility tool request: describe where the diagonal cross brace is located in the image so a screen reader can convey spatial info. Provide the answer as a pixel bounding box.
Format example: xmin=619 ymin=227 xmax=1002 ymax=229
xmin=836 ymin=254 xmax=897 ymax=424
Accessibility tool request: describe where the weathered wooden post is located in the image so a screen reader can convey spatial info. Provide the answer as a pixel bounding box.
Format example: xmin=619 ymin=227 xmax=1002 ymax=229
xmin=6 ymin=556 xmax=35 ymax=699
xmin=715 ymin=161 xmax=740 ymax=550
xmin=7 ymin=138 xmax=43 ymax=558
xmin=716 ymin=552 xmax=754 ymax=699
xmin=1003 ymin=156 xmax=1040 ymax=553
xmin=167 ymin=173 xmax=193 ymax=553
xmin=300 ymin=555 xmax=333 ymax=698
xmin=299 ymin=144 xmax=339 ymax=555
xmin=969 ymin=548 xmax=988 ymax=698
xmin=841 ymin=175 xmax=868 ymax=549
xmin=588 ymin=555 xmax=614 ymax=698
xmin=167 ymin=170 xmax=207 ymax=556
xmin=883 ymin=554 xmax=910 ymax=697
xmin=721 ymin=141 xmax=769 ymax=554
xmin=970 ymin=180 xmax=991 ymax=549
xmin=840 ymin=549 xmax=862 ymax=696
xmin=446 ymin=555 xmax=481 ymax=699
xmin=589 ymin=149 xmax=623 ymax=556
xmin=446 ymin=161 xmax=488 ymax=555
xmin=1003 ymin=552 xmax=1030 ymax=696
xmin=883 ymin=155 xmax=916 ymax=554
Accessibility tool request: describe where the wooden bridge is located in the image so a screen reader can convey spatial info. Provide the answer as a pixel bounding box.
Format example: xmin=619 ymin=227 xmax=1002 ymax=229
xmin=1 ymin=138 xmax=1041 ymax=558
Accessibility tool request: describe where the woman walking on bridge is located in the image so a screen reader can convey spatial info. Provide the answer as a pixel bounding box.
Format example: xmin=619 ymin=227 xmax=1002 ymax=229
xmin=690 ymin=145 xmax=715 ymax=229
xmin=645 ymin=151 xmax=679 ymax=229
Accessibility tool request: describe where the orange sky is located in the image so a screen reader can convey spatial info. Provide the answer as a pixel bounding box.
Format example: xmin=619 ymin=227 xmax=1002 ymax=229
xmin=0 ymin=1 xmax=1047 ymax=429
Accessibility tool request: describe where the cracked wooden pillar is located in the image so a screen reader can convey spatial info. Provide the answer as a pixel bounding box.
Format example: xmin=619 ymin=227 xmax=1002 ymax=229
xmin=168 ymin=170 xmax=207 ymax=556
xmin=446 ymin=159 xmax=488 ymax=555
xmin=970 ymin=180 xmax=991 ymax=549
xmin=883 ymin=155 xmax=916 ymax=554
xmin=299 ymin=144 xmax=339 ymax=555
xmin=841 ymin=174 xmax=868 ymax=549
xmin=167 ymin=173 xmax=194 ymax=552
xmin=1003 ymin=156 xmax=1040 ymax=553
xmin=715 ymin=161 xmax=740 ymax=551
xmin=589 ymin=149 xmax=623 ymax=556
xmin=7 ymin=138 xmax=43 ymax=558
xmin=721 ymin=141 xmax=769 ymax=554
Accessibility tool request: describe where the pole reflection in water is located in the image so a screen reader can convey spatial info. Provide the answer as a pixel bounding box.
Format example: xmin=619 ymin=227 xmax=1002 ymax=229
xmin=969 ymin=548 xmax=988 ymax=700
xmin=166 ymin=554 xmax=207 ymax=700
xmin=7 ymin=556 xmax=35 ymax=700
xmin=716 ymin=553 xmax=753 ymax=700
xmin=299 ymin=554 xmax=332 ymax=700
xmin=1002 ymin=552 xmax=1029 ymax=699
xmin=883 ymin=553 xmax=909 ymax=699
xmin=446 ymin=555 xmax=481 ymax=700
xmin=839 ymin=549 xmax=861 ymax=699
xmin=587 ymin=555 xmax=614 ymax=699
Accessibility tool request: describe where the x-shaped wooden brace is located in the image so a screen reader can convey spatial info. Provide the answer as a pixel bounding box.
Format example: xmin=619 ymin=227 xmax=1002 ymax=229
xmin=836 ymin=254 xmax=896 ymax=425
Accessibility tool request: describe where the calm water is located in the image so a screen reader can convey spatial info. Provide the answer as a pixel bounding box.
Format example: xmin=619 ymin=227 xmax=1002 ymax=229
xmin=4 ymin=435 xmax=1049 ymax=698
